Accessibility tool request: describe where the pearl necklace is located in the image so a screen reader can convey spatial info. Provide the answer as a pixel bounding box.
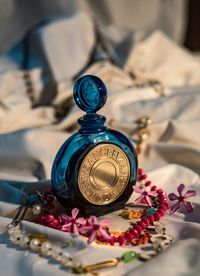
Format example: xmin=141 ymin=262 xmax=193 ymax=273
xmin=7 ymin=219 xmax=173 ymax=274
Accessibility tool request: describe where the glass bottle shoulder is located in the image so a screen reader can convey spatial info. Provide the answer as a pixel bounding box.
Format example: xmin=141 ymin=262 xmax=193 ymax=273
xmin=52 ymin=127 xmax=137 ymax=182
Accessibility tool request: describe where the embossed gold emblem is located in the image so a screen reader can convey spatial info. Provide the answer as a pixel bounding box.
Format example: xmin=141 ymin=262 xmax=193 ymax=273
xmin=78 ymin=144 xmax=130 ymax=205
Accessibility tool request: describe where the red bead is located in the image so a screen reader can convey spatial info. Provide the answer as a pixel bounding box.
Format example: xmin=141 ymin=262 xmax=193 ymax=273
xmin=159 ymin=193 xmax=167 ymax=199
xmin=139 ymin=174 xmax=147 ymax=181
xmin=46 ymin=214 xmax=55 ymax=223
xmin=138 ymin=221 xmax=146 ymax=229
xmin=134 ymin=225 xmax=143 ymax=234
xmin=40 ymin=215 xmax=47 ymax=225
xmin=98 ymin=235 xmax=106 ymax=242
xmin=108 ymin=237 xmax=116 ymax=245
xmin=130 ymin=228 xmax=139 ymax=236
xmin=151 ymin=185 xmax=157 ymax=191
xmin=49 ymin=222 xmax=58 ymax=229
xmin=154 ymin=212 xmax=161 ymax=221
xmin=118 ymin=235 xmax=125 ymax=245
xmin=159 ymin=191 xmax=166 ymax=196
xmin=138 ymin=168 xmax=143 ymax=176
xmin=159 ymin=204 xmax=167 ymax=211
xmin=53 ymin=219 xmax=59 ymax=226
xmin=142 ymin=218 xmax=150 ymax=226
xmin=160 ymin=201 xmax=168 ymax=208
xmin=157 ymin=189 xmax=164 ymax=194
xmin=124 ymin=232 xmax=134 ymax=242
xmin=145 ymin=181 xmax=151 ymax=187
xmin=160 ymin=201 xmax=167 ymax=206
xmin=157 ymin=208 xmax=166 ymax=216
xmin=159 ymin=196 xmax=166 ymax=200
xmin=146 ymin=214 xmax=154 ymax=223
xmin=161 ymin=199 xmax=166 ymax=204
xmin=159 ymin=207 xmax=167 ymax=213
xmin=159 ymin=199 xmax=167 ymax=205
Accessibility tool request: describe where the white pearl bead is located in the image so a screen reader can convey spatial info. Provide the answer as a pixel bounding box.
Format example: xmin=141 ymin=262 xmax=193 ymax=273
xmin=10 ymin=235 xmax=20 ymax=245
xmin=30 ymin=238 xmax=41 ymax=252
xmin=51 ymin=249 xmax=63 ymax=262
xmin=60 ymin=252 xmax=71 ymax=266
xmin=62 ymin=251 xmax=70 ymax=259
xmin=41 ymin=241 xmax=52 ymax=256
xmin=32 ymin=204 xmax=42 ymax=215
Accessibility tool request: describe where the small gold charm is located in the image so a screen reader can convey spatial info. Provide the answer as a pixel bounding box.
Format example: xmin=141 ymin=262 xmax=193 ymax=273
xmin=85 ymin=258 xmax=120 ymax=272
xmin=132 ymin=116 xmax=152 ymax=154
xmin=110 ymin=230 xmax=121 ymax=237
xmin=119 ymin=209 xmax=145 ymax=220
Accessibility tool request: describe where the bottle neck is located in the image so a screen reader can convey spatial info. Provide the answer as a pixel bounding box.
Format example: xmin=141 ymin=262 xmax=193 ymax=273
xmin=78 ymin=113 xmax=106 ymax=134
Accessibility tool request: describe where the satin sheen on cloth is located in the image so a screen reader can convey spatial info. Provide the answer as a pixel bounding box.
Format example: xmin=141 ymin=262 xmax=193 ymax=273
xmin=0 ymin=15 xmax=200 ymax=276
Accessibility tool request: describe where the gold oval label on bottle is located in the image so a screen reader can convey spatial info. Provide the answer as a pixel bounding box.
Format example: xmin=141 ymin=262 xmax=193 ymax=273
xmin=78 ymin=144 xmax=130 ymax=205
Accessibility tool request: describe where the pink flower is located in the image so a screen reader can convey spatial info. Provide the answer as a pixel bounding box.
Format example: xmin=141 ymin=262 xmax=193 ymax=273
xmin=61 ymin=208 xmax=86 ymax=235
xmin=133 ymin=185 xmax=157 ymax=207
xmin=80 ymin=216 xmax=111 ymax=244
xmin=168 ymin=184 xmax=197 ymax=215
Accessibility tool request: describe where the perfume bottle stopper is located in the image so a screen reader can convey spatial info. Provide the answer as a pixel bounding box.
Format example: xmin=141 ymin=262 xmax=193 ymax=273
xmin=73 ymin=75 xmax=107 ymax=113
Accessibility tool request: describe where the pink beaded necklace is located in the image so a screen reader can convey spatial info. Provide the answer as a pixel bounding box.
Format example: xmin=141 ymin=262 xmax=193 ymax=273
xmin=38 ymin=168 xmax=168 ymax=246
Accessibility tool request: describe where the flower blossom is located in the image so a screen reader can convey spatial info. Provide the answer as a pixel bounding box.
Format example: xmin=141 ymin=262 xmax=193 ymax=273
xmin=168 ymin=184 xmax=197 ymax=214
xmin=133 ymin=185 xmax=157 ymax=207
xmin=61 ymin=208 xmax=86 ymax=235
xmin=80 ymin=215 xmax=111 ymax=244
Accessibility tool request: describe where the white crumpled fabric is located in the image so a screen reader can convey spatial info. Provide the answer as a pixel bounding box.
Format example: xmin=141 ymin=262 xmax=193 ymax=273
xmin=125 ymin=30 xmax=200 ymax=86
xmin=0 ymin=14 xmax=200 ymax=276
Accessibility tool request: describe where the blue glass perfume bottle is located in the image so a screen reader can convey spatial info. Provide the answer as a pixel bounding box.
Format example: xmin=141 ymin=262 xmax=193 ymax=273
xmin=51 ymin=75 xmax=138 ymax=216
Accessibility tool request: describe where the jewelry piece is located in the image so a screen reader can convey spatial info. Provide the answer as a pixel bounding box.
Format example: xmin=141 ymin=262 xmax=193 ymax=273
xmin=7 ymin=219 xmax=172 ymax=274
xmin=73 ymin=251 xmax=138 ymax=274
xmin=109 ymin=116 xmax=152 ymax=154
xmin=129 ymin=75 xmax=165 ymax=96
xmin=7 ymin=221 xmax=139 ymax=274
xmin=8 ymin=222 xmax=73 ymax=267
xmin=39 ymin=168 xmax=168 ymax=247
xmin=7 ymin=167 xmax=175 ymax=274
xmin=10 ymin=168 xmax=168 ymax=248
xmin=119 ymin=208 xmax=146 ymax=220
xmin=131 ymin=116 xmax=152 ymax=154
xmin=23 ymin=70 xmax=34 ymax=104
xmin=8 ymin=165 xmax=196 ymax=274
